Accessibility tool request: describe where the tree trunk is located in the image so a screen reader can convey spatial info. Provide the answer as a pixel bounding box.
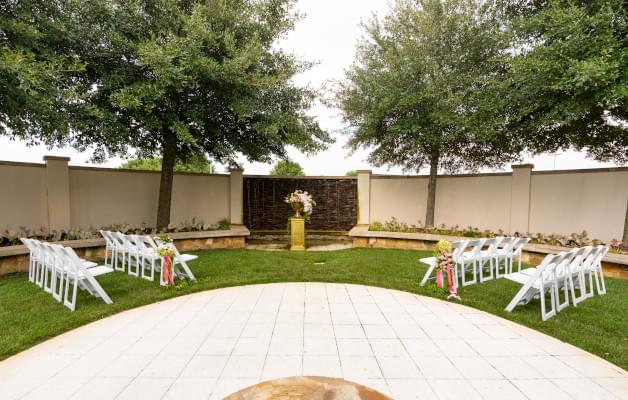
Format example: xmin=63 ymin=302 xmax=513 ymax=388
xmin=425 ymin=148 xmax=440 ymax=228
xmin=156 ymin=132 xmax=177 ymax=230
xmin=622 ymin=197 xmax=628 ymax=249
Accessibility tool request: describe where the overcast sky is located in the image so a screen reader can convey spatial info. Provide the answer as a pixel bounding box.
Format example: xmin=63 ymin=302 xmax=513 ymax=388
xmin=0 ymin=0 xmax=619 ymax=175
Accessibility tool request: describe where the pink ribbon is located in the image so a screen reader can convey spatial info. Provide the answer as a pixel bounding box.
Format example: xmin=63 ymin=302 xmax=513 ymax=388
xmin=436 ymin=269 xmax=443 ymax=288
xmin=163 ymin=256 xmax=175 ymax=286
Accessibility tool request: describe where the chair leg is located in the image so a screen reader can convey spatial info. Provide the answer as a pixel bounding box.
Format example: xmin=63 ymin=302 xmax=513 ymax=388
xmin=541 ymin=282 xmax=556 ymax=321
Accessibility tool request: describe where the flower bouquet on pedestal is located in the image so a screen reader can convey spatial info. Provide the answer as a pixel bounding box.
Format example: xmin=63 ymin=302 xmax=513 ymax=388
xmin=155 ymin=235 xmax=177 ymax=287
xmin=433 ymin=240 xmax=460 ymax=300
xmin=284 ymin=190 xmax=316 ymax=221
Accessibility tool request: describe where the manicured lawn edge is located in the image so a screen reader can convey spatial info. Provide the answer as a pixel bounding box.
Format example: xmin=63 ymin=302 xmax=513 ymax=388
xmin=0 ymin=248 xmax=626 ymax=370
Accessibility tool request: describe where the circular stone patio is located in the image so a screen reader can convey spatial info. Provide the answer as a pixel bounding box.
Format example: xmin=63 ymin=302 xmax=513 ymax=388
xmin=0 ymin=283 xmax=626 ymax=400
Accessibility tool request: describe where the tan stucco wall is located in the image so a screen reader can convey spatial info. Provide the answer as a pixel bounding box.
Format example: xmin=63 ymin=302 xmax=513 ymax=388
xmin=69 ymin=168 xmax=161 ymax=228
xmin=69 ymin=168 xmax=230 ymax=228
xmin=529 ymin=170 xmax=628 ymax=241
xmin=370 ymin=176 xmax=428 ymax=226
xmin=435 ymin=174 xmax=512 ymax=232
xmin=0 ymin=163 xmax=48 ymax=229
xmin=171 ymin=173 xmax=230 ymax=226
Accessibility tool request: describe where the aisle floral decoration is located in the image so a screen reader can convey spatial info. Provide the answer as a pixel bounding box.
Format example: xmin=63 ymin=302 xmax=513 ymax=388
xmin=284 ymin=190 xmax=316 ymax=221
xmin=433 ymin=240 xmax=460 ymax=300
xmin=155 ymin=235 xmax=177 ymax=287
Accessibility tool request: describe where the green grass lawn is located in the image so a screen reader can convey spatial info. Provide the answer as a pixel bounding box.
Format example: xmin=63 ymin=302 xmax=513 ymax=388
xmin=0 ymin=248 xmax=626 ymax=369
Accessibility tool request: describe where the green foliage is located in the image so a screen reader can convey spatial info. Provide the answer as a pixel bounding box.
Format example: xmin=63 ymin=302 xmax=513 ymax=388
xmin=0 ymin=248 xmax=626 ymax=369
xmin=491 ymin=0 xmax=628 ymax=162
xmin=368 ymin=218 xmax=624 ymax=252
xmin=65 ymin=0 xmax=331 ymax=163
xmin=336 ymin=0 xmax=521 ymax=174
xmin=0 ymin=1 xmax=83 ymax=140
xmin=345 ymin=170 xmax=358 ymax=176
xmin=0 ymin=217 xmax=230 ymax=247
xmin=120 ymin=154 xmax=215 ymax=174
xmin=270 ymin=160 xmax=305 ymax=176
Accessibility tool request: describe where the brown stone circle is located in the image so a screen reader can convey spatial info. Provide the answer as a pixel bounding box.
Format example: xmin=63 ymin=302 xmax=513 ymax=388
xmin=224 ymin=376 xmax=392 ymax=400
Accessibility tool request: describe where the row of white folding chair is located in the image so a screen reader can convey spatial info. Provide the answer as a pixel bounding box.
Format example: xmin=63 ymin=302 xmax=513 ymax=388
xmin=504 ymin=245 xmax=608 ymax=320
xmin=20 ymin=238 xmax=113 ymax=311
xmin=419 ymin=236 xmax=529 ymax=288
xmin=453 ymin=236 xmax=530 ymax=287
xmin=100 ymin=231 xmax=197 ymax=285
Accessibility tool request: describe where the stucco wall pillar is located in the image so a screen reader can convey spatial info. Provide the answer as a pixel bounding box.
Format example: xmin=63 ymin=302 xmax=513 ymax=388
xmin=357 ymin=170 xmax=372 ymax=226
xmin=229 ymin=168 xmax=244 ymax=226
xmin=44 ymin=155 xmax=71 ymax=231
xmin=509 ymin=164 xmax=533 ymax=235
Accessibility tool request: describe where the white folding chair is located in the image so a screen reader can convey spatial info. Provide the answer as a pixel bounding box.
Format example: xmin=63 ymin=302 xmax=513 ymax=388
xmin=100 ymin=230 xmax=117 ymax=268
xmin=589 ymin=245 xmax=608 ymax=295
xmin=108 ymin=231 xmax=127 ymax=271
xmin=504 ymin=252 xmax=571 ymax=321
xmin=553 ymin=248 xmax=579 ymax=313
xmin=59 ymin=246 xmax=114 ymax=311
xmin=510 ymin=237 xmax=531 ymax=273
xmin=419 ymin=240 xmax=469 ymax=287
xmin=20 ymin=238 xmax=39 ymax=283
xmin=457 ymin=239 xmax=487 ymax=287
xmin=129 ymin=235 xmax=160 ymax=281
xmin=476 ymin=237 xmax=502 ymax=283
xmin=494 ymin=237 xmax=516 ymax=278
xmin=565 ymin=246 xmax=593 ymax=306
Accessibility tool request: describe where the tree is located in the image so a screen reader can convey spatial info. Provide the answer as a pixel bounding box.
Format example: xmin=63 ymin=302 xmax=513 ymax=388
xmin=4 ymin=0 xmax=330 ymax=229
xmin=337 ymin=0 xmax=520 ymax=227
xmin=270 ymin=160 xmax=305 ymax=176
xmin=492 ymin=0 xmax=627 ymax=244
xmin=345 ymin=170 xmax=357 ymax=176
xmin=121 ymin=153 xmax=215 ymax=174
xmin=0 ymin=1 xmax=82 ymax=141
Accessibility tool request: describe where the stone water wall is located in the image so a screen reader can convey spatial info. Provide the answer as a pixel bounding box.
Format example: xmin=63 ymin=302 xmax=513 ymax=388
xmin=243 ymin=177 xmax=358 ymax=231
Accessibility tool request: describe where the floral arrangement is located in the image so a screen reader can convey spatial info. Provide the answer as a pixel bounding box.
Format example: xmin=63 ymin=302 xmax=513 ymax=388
xmin=433 ymin=240 xmax=460 ymax=300
xmin=155 ymin=235 xmax=177 ymax=287
xmin=284 ymin=190 xmax=316 ymax=221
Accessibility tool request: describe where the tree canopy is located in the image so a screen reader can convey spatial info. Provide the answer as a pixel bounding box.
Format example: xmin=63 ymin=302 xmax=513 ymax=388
xmin=1 ymin=0 xmax=331 ymax=228
xmin=269 ymin=160 xmax=305 ymax=176
xmin=492 ymin=0 xmax=628 ymax=163
xmin=120 ymin=153 xmax=215 ymax=174
xmin=336 ymin=0 xmax=520 ymax=226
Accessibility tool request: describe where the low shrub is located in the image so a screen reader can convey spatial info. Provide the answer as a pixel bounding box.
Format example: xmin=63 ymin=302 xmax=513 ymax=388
xmin=368 ymin=218 xmax=626 ymax=254
xmin=0 ymin=217 xmax=230 ymax=247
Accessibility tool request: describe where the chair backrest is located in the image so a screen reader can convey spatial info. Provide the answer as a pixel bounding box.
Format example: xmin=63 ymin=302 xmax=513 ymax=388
xmin=100 ymin=230 xmax=116 ymax=246
xmin=464 ymin=238 xmax=487 ymax=257
xmin=20 ymin=237 xmax=34 ymax=252
xmin=512 ymin=237 xmax=530 ymax=253
xmin=482 ymin=237 xmax=503 ymax=254
xmin=557 ymin=247 xmax=585 ymax=278
xmin=498 ymin=237 xmax=517 ymax=253
xmin=451 ymin=240 xmax=469 ymax=262
xmin=592 ymin=245 xmax=609 ymax=270
xmin=542 ymin=251 xmax=573 ymax=284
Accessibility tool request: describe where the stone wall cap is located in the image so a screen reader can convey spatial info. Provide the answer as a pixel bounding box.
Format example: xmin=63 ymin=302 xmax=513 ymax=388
xmin=511 ymin=163 xmax=534 ymax=169
xmin=43 ymin=155 xmax=71 ymax=162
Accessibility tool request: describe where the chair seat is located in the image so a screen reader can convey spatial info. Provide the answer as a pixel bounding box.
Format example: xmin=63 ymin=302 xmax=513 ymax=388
xmin=82 ymin=260 xmax=98 ymax=269
xmin=419 ymin=257 xmax=436 ymax=266
xmin=177 ymin=254 xmax=198 ymax=262
xmin=79 ymin=265 xmax=114 ymax=278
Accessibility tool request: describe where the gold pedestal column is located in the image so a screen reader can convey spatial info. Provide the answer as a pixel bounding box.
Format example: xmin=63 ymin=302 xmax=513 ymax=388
xmin=289 ymin=217 xmax=305 ymax=251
